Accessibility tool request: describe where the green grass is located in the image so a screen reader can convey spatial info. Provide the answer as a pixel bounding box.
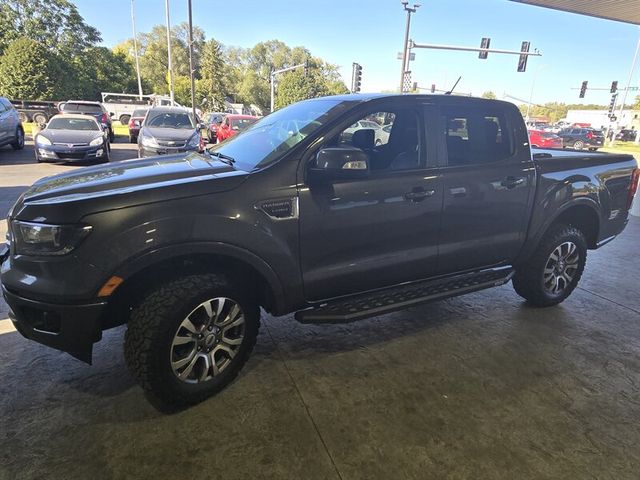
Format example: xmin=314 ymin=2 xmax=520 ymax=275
xmin=600 ymin=142 xmax=640 ymax=163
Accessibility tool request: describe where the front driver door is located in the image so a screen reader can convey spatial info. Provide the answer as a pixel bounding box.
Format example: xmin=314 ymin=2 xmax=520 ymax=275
xmin=298 ymin=103 xmax=442 ymax=301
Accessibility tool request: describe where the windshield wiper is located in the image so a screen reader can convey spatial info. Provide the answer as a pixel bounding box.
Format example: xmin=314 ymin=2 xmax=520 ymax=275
xmin=206 ymin=149 xmax=236 ymax=165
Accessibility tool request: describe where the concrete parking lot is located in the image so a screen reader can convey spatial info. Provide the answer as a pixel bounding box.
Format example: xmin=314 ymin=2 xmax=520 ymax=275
xmin=1 ymin=140 xmax=640 ymax=479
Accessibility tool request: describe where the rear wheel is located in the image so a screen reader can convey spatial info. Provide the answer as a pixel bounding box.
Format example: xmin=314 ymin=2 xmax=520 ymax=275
xmin=32 ymin=112 xmax=47 ymax=125
xmin=513 ymin=224 xmax=587 ymax=307
xmin=124 ymin=273 xmax=260 ymax=410
xmin=573 ymin=140 xmax=584 ymax=150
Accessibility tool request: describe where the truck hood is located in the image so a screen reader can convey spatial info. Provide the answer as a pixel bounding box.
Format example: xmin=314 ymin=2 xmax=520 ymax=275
xmin=11 ymin=153 xmax=249 ymax=222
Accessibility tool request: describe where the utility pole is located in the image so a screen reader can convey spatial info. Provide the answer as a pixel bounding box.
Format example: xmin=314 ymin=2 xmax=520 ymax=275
xmin=187 ymin=0 xmax=196 ymax=120
xmin=165 ymin=0 xmax=174 ymax=106
xmin=616 ymin=32 xmax=640 ymax=133
xmin=130 ymin=0 xmax=143 ymax=100
xmin=399 ymin=1 xmax=420 ymax=93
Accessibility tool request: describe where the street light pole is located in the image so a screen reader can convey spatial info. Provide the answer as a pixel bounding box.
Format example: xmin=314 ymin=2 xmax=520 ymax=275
xmin=165 ymin=0 xmax=174 ymax=106
xmin=617 ymin=30 xmax=640 ymax=130
xmin=526 ymin=65 xmax=547 ymax=122
xmin=187 ymin=0 xmax=196 ymax=120
xmin=130 ymin=0 xmax=143 ymax=100
xmin=399 ymin=1 xmax=420 ymax=93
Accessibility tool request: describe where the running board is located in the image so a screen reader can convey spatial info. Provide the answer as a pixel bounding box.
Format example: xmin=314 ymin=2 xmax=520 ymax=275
xmin=295 ymin=267 xmax=514 ymax=324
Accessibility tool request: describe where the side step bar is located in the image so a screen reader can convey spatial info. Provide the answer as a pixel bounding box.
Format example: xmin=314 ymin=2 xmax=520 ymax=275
xmin=295 ymin=267 xmax=514 ymax=324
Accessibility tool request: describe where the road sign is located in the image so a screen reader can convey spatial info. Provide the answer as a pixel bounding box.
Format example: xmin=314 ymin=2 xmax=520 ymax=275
xmin=397 ymin=52 xmax=415 ymax=61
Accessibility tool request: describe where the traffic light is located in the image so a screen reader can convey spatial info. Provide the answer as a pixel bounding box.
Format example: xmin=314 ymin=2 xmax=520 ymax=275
xmin=352 ymin=63 xmax=362 ymax=93
xmin=610 ymin=81 xmax=618 ymax=93
xmin=478 ymin=37 xmax=490 ymax=59
xmin=304 ymin=59 xmax=309 ymax=76
xmin=608 ymin=93 xmax=618 ymax=115
xmin=517 ymin=41 xmax=530 ymax=72
xmin=579 ymin=81 xmax=588 ymax=98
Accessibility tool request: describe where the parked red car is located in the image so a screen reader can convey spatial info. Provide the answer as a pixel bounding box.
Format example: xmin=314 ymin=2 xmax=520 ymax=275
xmin=528 ymin=129 xmax=563 ymax=149
xmin=216 ymin=114 xmax=259 ymax=142
xmin=128 ymin=107 xmax=149 ymax=143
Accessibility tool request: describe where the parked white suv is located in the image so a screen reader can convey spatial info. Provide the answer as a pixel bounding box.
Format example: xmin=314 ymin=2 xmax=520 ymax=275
xmin=0 ymin=97 xmax=25 ymax=150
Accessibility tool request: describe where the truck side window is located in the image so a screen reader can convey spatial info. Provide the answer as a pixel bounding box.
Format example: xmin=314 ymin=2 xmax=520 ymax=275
xmin=323 ymin=109 xmax=423 ymax=172
xmin=442 ymin=107 xmax=513 ymax=166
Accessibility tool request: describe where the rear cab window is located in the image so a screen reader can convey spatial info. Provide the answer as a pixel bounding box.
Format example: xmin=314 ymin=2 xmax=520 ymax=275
xmin=441 ymin=106 xmax=514 ymax=166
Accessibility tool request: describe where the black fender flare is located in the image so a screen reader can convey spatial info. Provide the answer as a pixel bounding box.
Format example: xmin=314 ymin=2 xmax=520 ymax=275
xmin=518 ymin=197 xmax=601 ymax=263
xmin=106 ymin=241 xmax=287 ymax=311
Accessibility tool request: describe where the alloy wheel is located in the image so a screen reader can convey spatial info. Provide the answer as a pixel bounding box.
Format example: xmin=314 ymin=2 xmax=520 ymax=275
xmin=543 ymin=241 xmax=579 ymax=295
xmin=170 ymin=297 xmax=246 ymax=384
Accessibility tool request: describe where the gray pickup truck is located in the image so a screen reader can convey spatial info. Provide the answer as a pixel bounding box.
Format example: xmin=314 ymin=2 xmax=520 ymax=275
xmin=2 ymin=94 xmax=638 ymax=410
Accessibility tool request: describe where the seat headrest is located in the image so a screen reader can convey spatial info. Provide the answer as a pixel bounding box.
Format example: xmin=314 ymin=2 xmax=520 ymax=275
xmin=352 ymin=129 xmax=375 ymax=150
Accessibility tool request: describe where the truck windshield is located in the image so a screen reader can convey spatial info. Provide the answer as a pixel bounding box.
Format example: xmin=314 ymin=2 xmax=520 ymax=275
xmin=209 ymin=99 xmax=351 ymax=171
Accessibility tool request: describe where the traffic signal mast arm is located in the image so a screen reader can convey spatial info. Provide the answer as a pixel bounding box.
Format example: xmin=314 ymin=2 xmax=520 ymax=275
xmin=409 ymin=41 xmax=542 ymax=57
xmin=270 ymin=61 xmax=308 ymax=112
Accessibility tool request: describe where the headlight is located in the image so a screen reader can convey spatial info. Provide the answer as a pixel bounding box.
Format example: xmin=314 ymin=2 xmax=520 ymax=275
xmin=90 ymin=137 xmax=104 ymax=146
xmin=12 ymin=221 xmax=92 ymax=256
xmin=141 ymin=135 xmax=159 ymax=148
xmin=187 ymin=134 xmax=200 ymax=147
xmin=36 ymin=135 xmax=52 ymax=146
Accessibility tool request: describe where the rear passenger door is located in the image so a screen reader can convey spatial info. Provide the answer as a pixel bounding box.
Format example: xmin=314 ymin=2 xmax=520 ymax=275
xmin=437 ymin=104 xmax=535 ymax=274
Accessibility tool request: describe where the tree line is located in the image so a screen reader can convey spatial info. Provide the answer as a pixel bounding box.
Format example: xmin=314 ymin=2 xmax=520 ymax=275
xmin=0 ymin=0 xmax=347 ymax=113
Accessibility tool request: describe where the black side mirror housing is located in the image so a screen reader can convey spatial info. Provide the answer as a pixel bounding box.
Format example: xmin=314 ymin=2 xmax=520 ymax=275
xmin=308 ymin=147 xmax=370 ymax=184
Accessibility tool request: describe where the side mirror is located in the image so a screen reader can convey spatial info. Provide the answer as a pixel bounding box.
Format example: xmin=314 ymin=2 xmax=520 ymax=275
xmin=308 ymin=147 xmax=370 ymax=183
xmin=197 ymin=122 xmax=205 ymax=130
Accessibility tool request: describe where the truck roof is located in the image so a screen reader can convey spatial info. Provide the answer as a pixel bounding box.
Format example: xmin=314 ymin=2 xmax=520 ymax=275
xmin=307 ymin=93 xmax=518 ymax=109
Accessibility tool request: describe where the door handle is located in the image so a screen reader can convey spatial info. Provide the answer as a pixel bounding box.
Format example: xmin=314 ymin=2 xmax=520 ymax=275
xmin=404 ymin=188 xmax=435 ymax=202
xmin=501 ymin=176 xmax=524 ymax=189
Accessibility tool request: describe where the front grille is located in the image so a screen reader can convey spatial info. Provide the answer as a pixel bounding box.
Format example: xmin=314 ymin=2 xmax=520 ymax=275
xmin=157 ymin=140 xmax=186 ymax=148
xmin=53 ymin=143 xmax=88 ymax=147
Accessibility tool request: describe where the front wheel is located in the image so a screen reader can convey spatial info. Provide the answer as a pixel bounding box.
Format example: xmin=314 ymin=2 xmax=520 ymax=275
xmin=513 ymin=224 xmax=587 ymax=307
xmin=124 ymin=273 xmax=260 ymax=410
xmin=11 ymin=128 xmax=24 ymax=150
xmin=573 ymin=140 xmax=584 ymax=150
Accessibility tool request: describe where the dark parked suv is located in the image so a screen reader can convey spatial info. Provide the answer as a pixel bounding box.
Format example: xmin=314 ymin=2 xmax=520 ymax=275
xmin=59 ymin=100 xmax=115 ymax=142
xmin=2 ymin=94 xmax=638 ymax=411
xmin=557 ymin=127 xmax=604 ymax=151
xmin=0 ymin=97 xmax=25 ymax=151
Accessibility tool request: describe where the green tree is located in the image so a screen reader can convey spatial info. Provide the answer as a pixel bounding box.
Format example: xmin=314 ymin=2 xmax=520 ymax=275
xmin=0 ymin=0 xmax=100 ymax=57
xmin=69 ymin=47 xmax=139 ymax=100
xmin=117 ymin=23 xmax=205 ymax=96
xmin=275 ymin=60 xmax=348 ymax=109
xmin=197 ymin=39 xmax=227 ymax=111
xmin=481 ymin=91 xmax=497 ymax=99
xmin=633 ymin=95 xmax=640 ymax=110
xmin=0 ymin=37 xmax=66 ymax=99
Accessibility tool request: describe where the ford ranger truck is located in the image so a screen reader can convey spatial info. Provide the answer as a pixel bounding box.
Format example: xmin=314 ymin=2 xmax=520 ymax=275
xmin=2 ymin=94 xmax=638 ymax=409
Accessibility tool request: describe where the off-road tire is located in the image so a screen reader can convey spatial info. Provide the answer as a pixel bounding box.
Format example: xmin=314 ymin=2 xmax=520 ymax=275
xmin=124 ymin=273 xmax=260 ymax=410
xmin=513 ymin=224 xmax=587 ymax=307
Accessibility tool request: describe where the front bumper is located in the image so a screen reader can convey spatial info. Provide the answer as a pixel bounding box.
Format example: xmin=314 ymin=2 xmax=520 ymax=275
xmin=36 ymin=143 xmax=106 ymax=162
xmin=1 ymin=278 xmax=107 ymax=364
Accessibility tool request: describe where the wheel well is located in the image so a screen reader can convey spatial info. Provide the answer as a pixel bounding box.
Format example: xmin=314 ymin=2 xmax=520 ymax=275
xmin=552 ymin=205 xmax=599 ymax=248
xmin=101 ymin=253 xmax=276 ymax=329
